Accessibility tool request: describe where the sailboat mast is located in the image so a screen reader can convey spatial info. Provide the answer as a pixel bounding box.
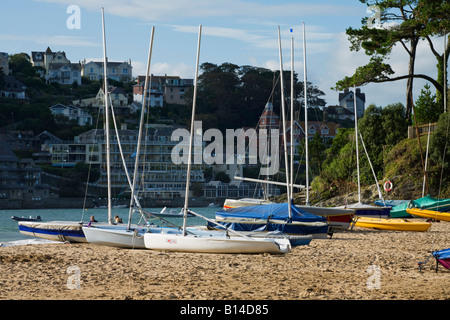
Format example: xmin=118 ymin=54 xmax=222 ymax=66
xmin=127 ymin=26 xmax=155 ymax=228
xmin=182 ymin=25 xmax=202 ymax=235
xmin=353 ymin=86 xmax=361 ymax=203
xmin=302 ymin=22 xmax=310 ymax=206
xmin=290 ymin=33 xmax=294 ymax=203
xmin=277 ymin=26 xmax=292 ymax=218
xmin=101 ymin=8 xmax=112 ymax=224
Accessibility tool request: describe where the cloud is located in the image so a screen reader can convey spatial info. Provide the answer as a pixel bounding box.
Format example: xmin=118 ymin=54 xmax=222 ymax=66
xmin=0 ymin=34 xmax=98 ymax=48
xmin=34 ymin=0 xmax=360 ymax=20
xmin=131 ymin=61 xmax=194 ymax=79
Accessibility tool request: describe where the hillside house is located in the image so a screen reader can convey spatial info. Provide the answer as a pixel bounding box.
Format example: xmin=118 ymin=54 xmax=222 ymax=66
xmin=81 ymin=60 xmax=132 ymax=82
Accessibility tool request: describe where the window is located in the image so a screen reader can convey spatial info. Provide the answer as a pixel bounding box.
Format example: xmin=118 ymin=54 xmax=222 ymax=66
xmin=122 ymin=68 xmax=128 ymax=74
xmin=321 ymin=127 xmax=329 ymax=135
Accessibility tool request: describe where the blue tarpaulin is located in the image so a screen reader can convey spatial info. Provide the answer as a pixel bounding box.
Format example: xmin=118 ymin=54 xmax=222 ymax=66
xmin=212 ymin=203 xmax=329 ymax=235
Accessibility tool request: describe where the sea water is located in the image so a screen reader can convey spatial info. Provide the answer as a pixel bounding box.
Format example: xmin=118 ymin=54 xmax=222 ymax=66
xmin=0 ymin=206 xmax=219 ymax=246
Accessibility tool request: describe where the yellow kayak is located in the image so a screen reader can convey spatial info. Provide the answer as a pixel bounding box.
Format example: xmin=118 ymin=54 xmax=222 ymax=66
xmin=406 ymin=208 xmax=450 ymax=222
xmin=354 ymin=217 xmax=431 ymax=232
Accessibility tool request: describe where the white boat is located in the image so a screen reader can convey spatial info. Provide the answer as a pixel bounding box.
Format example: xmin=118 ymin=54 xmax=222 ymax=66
xmin=82 ymin=223 xmax=146 ymax=248
xmin=82 ymin=13 xmax=158 ymax=249
xmin=143 ymin=232 xmax=291 ymax=254
xmin=143 ymin=26 xmax=290 ymax=254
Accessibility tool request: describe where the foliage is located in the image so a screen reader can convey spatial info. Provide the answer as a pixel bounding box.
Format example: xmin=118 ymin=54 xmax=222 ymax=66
xmin=185 ymin=63 xmax=326 ymax=132
xmin=429 ymin=111 xmax=450 ymax=193
xmin=313 ymin=103 xmax=409 ymax=198
xmin=413 ymin=84 xmax=442 ymax=125
xmin=336 ymin=0 xmax=449 ymax=121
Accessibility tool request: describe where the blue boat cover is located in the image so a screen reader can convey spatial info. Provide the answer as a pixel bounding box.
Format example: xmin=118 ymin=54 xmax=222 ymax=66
xmin=433 ymin=248 xmax=450 ymax=260
xmin=213 ymin=203 xmax=328 ymax=235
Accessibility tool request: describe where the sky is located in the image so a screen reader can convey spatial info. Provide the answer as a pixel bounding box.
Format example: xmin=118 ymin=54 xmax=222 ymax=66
xmin=0 ymin=0 xmax=447 ymax=109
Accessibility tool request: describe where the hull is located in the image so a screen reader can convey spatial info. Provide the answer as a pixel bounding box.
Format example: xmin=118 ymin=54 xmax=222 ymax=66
xmin=12 ymin=216 xmax=41 ymax=222
xmin=354 ymin=217 xmax=431 ymax=232
xmin=18 ymin=221 xmax=87 ymax=243
xmin=222 ymin=198 xmax=353 ymax=232
xmin=82 ymin=224 xmax=146 ymax=248
xmin=214 ymin=203 xmax=329 ymax=238
xmin=406 ymin=208 xmax=450 ymax=222
xmin=296 ymin=205 xmax=354 ymax=232
xmin=143 ymin=232 xmax=291 ymax=254
xmin=223 ymin=198 xmax=273 ymax=210
xmin=338 ymin=202 xmax=391 ymax=218
xmin=390 ymin=196 xmax=450 ymax=218
xmin=236 ymin=232 xmax=312 ymax=247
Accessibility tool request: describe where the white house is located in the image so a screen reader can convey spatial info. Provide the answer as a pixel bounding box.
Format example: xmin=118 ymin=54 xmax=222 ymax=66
xmin=31 ymin=47 xmax=81 ymax=85
xmin=47 ymin=63 xmax=82 ymax=85
xmin=339 ymin=88 xmax=365 ymax=118
xmin=81 ymin=60 xmax=132 ymax=82
xmin=50 ymin=103 xmax=93 ymax=126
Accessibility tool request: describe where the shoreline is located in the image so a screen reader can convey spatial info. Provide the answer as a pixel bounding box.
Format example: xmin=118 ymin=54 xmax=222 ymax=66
xmin=0 ymin=197 xmax=217 ymax=210
xmin=1 ymin=220 xmax=449 ymax=300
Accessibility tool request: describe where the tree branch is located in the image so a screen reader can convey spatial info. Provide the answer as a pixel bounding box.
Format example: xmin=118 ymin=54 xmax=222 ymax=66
xmin=399 ymin=39 xmax=412 ymax=56
xmin=426 ymin=36 xmax=441 ymax=58
xmin=372 ymin=73 xmax=443 ymax=93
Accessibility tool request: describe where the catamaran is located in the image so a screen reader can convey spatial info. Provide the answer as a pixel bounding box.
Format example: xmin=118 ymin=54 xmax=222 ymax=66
xmin=143 ymin=25 xmax=291 ymax=254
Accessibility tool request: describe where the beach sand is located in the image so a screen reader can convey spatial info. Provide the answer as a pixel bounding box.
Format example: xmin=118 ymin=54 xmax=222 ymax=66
xmin=1 ymin=221 xmax=449 ymax=301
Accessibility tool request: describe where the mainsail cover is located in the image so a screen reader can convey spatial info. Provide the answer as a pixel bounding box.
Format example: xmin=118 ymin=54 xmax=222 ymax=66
xmin=213 ymin=202 xmax=328 ymax=235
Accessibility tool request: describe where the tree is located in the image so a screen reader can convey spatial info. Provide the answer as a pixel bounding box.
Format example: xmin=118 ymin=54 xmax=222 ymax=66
xmin=185 ymin=62 xmax=328 ymax=132
xmin=335 ymin=0 xmax=450 ymax=121
xmin=9 ymin=53 xmax=37 ymax=77
xmin=414 ymin=84 xmax=441 ymax=124
xmin=429 ymin=111 xmax=449 ymax=193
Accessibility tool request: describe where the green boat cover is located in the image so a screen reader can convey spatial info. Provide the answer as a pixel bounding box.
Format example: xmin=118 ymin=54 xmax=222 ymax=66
xmin=389 ymin=195 xmax=450 ymax=218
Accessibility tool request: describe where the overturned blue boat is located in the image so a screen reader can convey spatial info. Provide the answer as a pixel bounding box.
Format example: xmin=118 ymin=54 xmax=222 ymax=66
xmin=210 ymin=203 xmax=329 ymax=240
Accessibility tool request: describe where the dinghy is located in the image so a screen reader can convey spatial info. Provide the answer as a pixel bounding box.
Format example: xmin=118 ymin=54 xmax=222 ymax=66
xmin=18 ymin=221 xmax=87 ymax=243
xmin=406 ymin=208 xmax=450 ymax=222
xmin=353 ymin=217 xmax=431 ymax=232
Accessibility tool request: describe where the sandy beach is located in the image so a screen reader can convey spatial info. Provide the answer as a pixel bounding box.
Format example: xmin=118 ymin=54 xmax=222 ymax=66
xmin=1 ymin=220 xmax=449 ymax=301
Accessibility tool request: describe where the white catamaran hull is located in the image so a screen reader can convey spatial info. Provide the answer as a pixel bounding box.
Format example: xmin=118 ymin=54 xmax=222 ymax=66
xmin=143 ymin=232 xmax=291 ymax=254
xmin=82 ymin=224 xmax=147 ymax=248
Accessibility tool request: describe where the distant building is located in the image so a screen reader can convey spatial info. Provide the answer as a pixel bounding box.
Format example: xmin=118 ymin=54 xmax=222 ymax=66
xmin=50 ymin=103 xmax=93 ymax=126
xmin=96 ymin=86 xmax=130 ymax=116
xmin=0 ymin=135 xmax=50 ymax=201
xmin=0 ymin=75 xmax=27 ymax=99
xmin=81 ymin=60 xmax=133 ymax=82
xmin=325 ymin=105 xmax=355 ymax=121
xmin=133 ymin=75 xmax=193 ymax=106
xmin=258 ymin=102 xmax=341 ymax=155
xmin=338 ymin=88 xmax=365 ymax=118
xmin=31 ymin=47 xmax=81 ymax=85
xmin=48 ymin=124 xmax=208 ymax=199
xmin=298 ymin=121 xmax=342 ymax=141
xmin=0 ymin=52 xmax=9 ymax=75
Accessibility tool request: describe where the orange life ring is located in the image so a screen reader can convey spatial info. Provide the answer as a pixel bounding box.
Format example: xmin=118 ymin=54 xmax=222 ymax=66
xmin=383 ymin=180 xmax=393 ymax=192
